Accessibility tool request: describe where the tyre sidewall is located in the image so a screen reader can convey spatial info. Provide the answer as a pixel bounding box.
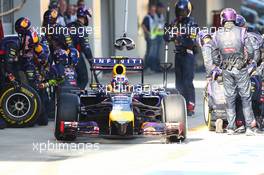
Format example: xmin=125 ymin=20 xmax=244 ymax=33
xmin=0 ymin=84 xmax=41 ymax=127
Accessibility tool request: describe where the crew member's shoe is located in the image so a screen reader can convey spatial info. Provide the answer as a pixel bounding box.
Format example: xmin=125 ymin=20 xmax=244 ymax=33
xmin=187 ymin=102 xmax=195 ymax=117
xmin=37 ymin=113 xmax=48 ymax=126
xmin=226 ymin=129 xmax=235 ymax=135
xmin=245 ymin=127 xmax=259 ymax=136
xmin=215 ymin=119 xmax=223 ymax=133
xmin=234 ymin=125 xmax=246 ymax=134
xmin=0 ymin=118 xmax=7 ymax=129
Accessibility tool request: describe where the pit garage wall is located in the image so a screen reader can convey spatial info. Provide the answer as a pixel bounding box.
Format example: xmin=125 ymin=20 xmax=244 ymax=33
xmin=77 ymin=0 xmax=242 ymax=66
xmin=13 ymin=0 xmax=49 ymax=32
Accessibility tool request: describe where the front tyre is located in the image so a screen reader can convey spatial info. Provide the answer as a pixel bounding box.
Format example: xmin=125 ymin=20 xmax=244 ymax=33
xmin=162 ymin=94 xmax=187 ymax=142
xmin=54 ymin=93 xmax=79 ymax=141
xmin=0 ymin=84 xmax=41 ymax=127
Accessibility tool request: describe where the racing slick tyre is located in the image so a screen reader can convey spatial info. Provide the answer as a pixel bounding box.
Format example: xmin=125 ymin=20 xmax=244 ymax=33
xmin=162 ymin=94 xmax=187 ymax=142
xmin=55 ymin=93 xmax=79 ymax=141
xmin=0 ymin=83 xmax=41 ymax=127
xmin=58 ymin=85 xmax=80 ymax=94
xmin=165 ymin=88 xmax=179 ymax=95
xmin=203 ymin=96 xmax=215 ymax=131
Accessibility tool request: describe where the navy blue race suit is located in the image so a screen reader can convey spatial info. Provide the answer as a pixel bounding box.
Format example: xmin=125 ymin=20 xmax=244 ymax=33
xmin=0 ymin=34 xmax=50 ymax=125
xmin=164 ymin=16 xmax=198 ymax=115
xmin=67 ymin=21 xmax=93 ymax=89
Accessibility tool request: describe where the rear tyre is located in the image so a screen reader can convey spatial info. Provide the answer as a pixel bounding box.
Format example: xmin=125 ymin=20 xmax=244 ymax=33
xmin=54 ymin=93 xmax=79 ymax=141
xmin=162 ymin=94 xmax=187 ymax=142
xmin=0 ymin=83 xmax=41 ymax=127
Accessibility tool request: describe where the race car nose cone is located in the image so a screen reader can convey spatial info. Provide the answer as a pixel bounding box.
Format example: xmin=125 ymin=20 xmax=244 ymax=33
xmin=110 ymin=121 xmax=133 ymax=136
xmin=109 ymin=111 xmax=134 ymax=125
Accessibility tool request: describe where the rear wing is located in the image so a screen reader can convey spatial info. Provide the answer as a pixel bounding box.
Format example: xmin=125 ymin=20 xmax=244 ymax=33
xmin=91 ymin=57 xmax=143 ymax=71
xmin=90 ymin=57 xmax=144 ymax=84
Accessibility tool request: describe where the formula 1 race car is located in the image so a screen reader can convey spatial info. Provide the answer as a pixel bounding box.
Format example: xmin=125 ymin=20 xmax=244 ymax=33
xmin=54 ymin=57 xmax=187 ymax=143
xmin=203 ymin=69 xmax=264 ymax=131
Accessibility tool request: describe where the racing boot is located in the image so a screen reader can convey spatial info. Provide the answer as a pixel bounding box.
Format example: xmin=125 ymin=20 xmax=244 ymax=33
xmin=187 ymin=102 xmax=195 ymax=117
xmin=215 ymin=119 xmax=224 ymax=133
xmin=0 ymin=118 xmax=7 ymax=129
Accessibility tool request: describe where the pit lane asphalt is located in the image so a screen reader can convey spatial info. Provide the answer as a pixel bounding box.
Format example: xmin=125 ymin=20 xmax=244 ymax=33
xmin=0 ymin=73 xmax=264 ymax=175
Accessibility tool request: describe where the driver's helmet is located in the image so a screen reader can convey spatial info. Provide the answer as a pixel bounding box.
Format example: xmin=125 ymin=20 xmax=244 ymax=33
xmin=111 ymin=74 xmax=129 ymax=91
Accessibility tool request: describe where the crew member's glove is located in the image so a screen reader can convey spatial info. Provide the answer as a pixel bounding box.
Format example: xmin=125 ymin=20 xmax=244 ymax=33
xmin=48 ymin=79 xmax=58 ymax=86
xmin=38 ymin=83 xmax=48 ymax=89
xmin=163 ymin=23 xmax=176 ymax=42
xmin=256 ymin=62 xmax=264 ymax=76
xmin=7 ymin=73 xmax=15 ymax=82
xmin=211 ymin=67 xmax=222 ymax=80
xmin=247 ymin=62 xmax=257 ymax=75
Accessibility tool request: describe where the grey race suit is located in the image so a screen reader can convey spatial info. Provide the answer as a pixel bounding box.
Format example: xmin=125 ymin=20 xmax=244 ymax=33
xmin=201 ymin=40 xmax=220 ymax=76
xmin=248 ymin=32 xmax=264 ymax=80
xmin=213 ymin=24 xmax=255 ymax=129
xmin=248 ymin=32 xmax=263 ymax=64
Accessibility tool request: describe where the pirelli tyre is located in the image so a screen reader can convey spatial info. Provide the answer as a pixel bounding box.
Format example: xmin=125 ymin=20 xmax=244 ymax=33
xmin=162 ymin=94 xmax=187 ymax=142
xmin=203 ymin=96 xmax=215 ymax=131
xmin=55 ymin=93 xmax=79 ymax=141
xmin=0 ymin=83 xmax=41 ymax=127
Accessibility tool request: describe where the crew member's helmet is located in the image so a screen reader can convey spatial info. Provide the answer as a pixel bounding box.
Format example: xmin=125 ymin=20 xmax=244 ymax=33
xmin=49 ymin=0 xmax=58 ymax=10
xmin=236 ymin=14 xmax=246 ymax=27
xmin=175 ymin=0 xmax=192 ymax=19
xmin=68 ymin=48 xmax=80 ymax=66
xmin=15 ymin=17 xmax=31 ymax=35
xmin=43 ymin=9 xmax=58 ymax=26
xmin=77 ymin=6 xmax=92 ymax=26
xmin=220 ymin=8 xmax=237 ymax=26
xmin=53 ymin=49 xmax=69 ymax=66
